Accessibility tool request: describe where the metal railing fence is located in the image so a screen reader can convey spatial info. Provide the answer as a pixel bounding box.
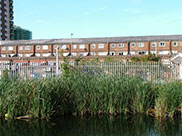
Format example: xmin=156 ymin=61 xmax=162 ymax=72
xmin=0 ymin=61 xmax=179 ymax=82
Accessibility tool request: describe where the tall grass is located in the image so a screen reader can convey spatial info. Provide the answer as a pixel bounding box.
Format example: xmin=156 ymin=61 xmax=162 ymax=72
xmin=0 ymin=66 xmax=181 ymax=120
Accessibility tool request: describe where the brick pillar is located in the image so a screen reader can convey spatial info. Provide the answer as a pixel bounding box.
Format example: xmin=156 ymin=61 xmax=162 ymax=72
xmin=15 ymin=45 xmax=18 ymax=57
xmin=169 ymin=40 xmax=172 ymax=55
xmin=128 ymin=42 xmax=130 ymax=55
xmin=88 ymin=43 xmax=90 ymax=56
xmin=33 ymin=45 xmax=35 ymax=56
xmin=148 ymin=41 xmax=150 ymax=55
xmin=107 ymin=42 xmax=110 ymax=55
xmin=51 ymin=44 xmax=53 ymax=56
xmin=69 ymin=44 xmax=71 ymax=56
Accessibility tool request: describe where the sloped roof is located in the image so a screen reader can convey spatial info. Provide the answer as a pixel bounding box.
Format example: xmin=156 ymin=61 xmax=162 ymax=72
xmin=1 ymin=34 xmax=182 ymax=46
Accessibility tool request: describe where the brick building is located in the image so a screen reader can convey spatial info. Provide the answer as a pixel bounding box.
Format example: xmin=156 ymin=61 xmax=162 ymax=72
xmin=0 ymin=35 xmax=182 ymax=63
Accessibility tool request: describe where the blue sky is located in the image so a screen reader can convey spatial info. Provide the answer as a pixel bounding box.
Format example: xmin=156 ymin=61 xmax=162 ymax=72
xmin=14 ymin=0 xmax=182 ymax=39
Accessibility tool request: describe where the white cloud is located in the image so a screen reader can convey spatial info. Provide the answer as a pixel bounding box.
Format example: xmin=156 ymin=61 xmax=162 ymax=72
xmin=123 ymin=8 xmax=143 ymax=15
xmin=84 ymin=7 xmax=108 ymax=15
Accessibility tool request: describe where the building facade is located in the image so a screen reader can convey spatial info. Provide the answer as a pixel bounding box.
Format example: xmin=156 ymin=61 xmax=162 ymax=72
xmin=0 ymin=0 xmax=14 ymax=40
xmin=0 ymin=35 xmax=182 ymax=63
xmin=13 ymin=25 xmax=32 ymax=40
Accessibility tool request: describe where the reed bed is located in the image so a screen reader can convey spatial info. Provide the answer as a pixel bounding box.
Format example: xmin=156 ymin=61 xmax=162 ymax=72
xmin=0 ymin=66 xmax=182 ymax=120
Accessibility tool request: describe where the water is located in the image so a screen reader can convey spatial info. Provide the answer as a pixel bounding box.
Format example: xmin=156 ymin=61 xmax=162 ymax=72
xmin=0 ymin=115 xmax=182 ymax=136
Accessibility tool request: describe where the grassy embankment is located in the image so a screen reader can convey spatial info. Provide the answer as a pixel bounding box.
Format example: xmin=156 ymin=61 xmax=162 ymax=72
xmin=0 ymin=63 xmax=182 ymax=120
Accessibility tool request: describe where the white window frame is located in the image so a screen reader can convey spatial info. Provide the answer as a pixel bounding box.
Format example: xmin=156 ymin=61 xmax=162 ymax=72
xmin=173 ymin=42 xmax=178 ymax=47
xmin=159 ymin=42 xmax=166 ymax=47
xmin=152 ymin=42 xmax=156 ymax=47
xmin=159 ymin=51 xmax=169 ymax=55
xmin=131 ymin=43 xmax=135 ymax=47
xmin=111 ymin=44 xmax=115 ymax=48
xmin=79 ymin=44 xmax=85 ymax=49
xmin=110 ymin=52 xmax=115 ymax=56
xmin=8 ymin=46 xmax=13 ymax=51
xmin=91 ymin=44 xmax=96 ymax=49
xmin=42 ymin=45 xmax=48 ymax=50
xmin=61 ymin=45 xmax=67 ymax=49
xmin=54 ymin=45 xmax=59 ymax=49
xmin=19 ymin=46 xmax=23 ymax=50
xmin=98 ymin=44 xmax=104 ymax=48
xmin=138 ymin=42 xmax=144 ymax=48
xmin=36 ymin=45 xmax=40 ymax=50
xmin=2 ymin=46 xmax=6 ymax=51
xmin=73 ymin=44 xmax=77 ymax=49
xmin=25 ymin=45 xmax=31 ymax=50
xmin=118 ymin=43 xmax=124 ymax=48
xmin=90 ymin=52 xmax=96 ymax=56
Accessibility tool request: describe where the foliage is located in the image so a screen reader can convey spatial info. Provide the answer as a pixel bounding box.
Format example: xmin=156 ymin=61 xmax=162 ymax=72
xmin=0 ymin=65 xmax=181 ymax=120
xmin=131 ymin=54 xmax=161 ymax=62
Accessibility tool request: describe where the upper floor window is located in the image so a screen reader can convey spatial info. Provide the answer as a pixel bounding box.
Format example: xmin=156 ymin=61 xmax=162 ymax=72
xmin=118 ymin=43 xmax=124 ymax=48
xmin=138 ymin=42 xmax=144 ymax=47
xmin=54 ymin=45 xmax=58 ymax=49
xmin=111 ymin=44 xmax=115 ymax=48
xmin=19 ymin=46 xmax=23 ymax=50
xmin=8 ymin=46 xmax=13 ymax=51
xmin=36 ymin=45 xmax=40 ymax=50
xmin=2 ymin=46 xmax=6 ymax=51
xmin=152 ymin=42 xmax=156 ymax=47
xmin=98 ymin=44 xmax=104 ymax=48
xmin=79 ymin=44 xmax=85 ymax=49
xmin=73 ymin=44 xmax=77 ymax=49
xmin=42 ymin=45 xmax=48 ymax=50
xmin=91 ymin=44 xmax=96 ymax=49
xmin=174 ymin=42 xmax=178 ymax=47
xmin=159 ymin=42 xmax=166 ymax=47
xmin=25 ymin=46 xmax=31 ymax=50
xmin=131 ymin=43 xmax=135 ymax=47
xmin=61 ymin=45 xmax=67 ymax=49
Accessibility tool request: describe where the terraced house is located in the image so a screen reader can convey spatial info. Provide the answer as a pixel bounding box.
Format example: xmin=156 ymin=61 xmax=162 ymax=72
xmin=0 ymin=35 xmax=182 ymax=63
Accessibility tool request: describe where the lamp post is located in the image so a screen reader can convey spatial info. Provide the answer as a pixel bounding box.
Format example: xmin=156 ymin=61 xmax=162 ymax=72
xmin=70 ymin=33 xmax=73 ymax=63
xmin=56 ymin=46 xmax=59 ymax=75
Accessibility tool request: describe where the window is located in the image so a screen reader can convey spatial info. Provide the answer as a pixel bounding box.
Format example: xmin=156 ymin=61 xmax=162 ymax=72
xmin=61 ymin=45 xmax=67 ymax=49
xmin=171 ymin=50 xmax=178 ymax=54
xmin=98 ymin=44 xmax=104 ymax=48
xmin=8 ymin=46 xmax=13 ymax=50
xmin=131 ymin=43 xmax=135 ymax=47
xmin=2 ymin=46 xmax=6 ymax=51
xmin=19 ymin=46 xmax=23 ymax=50
xmin=174 ymin=42 xmax=178 ymax=47
xmin=73 ymin=44 xmax=77 ymax=49
xmin=139 ymin=51 xmax=147 ymax=55
xmin=111 ymin=44 xmax=115 ymax=48
xmin=90 ymin=52 xmax=96 ymax=56
xmin=98 ymin=52 xmax=107 ymax=56
xmin=54 ymin=45 xmax=58 ymax=49
xmin=138 ymin=43 xmax=144 ymax=47
xmin=42 ymin=45 xmax=48 ymax=50
xmin=25 ymin=46 xmax=31 ymax=50
xmin=36 ymin=45 xmax=40 ymax=50
xmin=91 ymin=44 xmax=96 ymax=49
xmin=118 ymin=52 xmax=127 ymax=56
xmin=110 ymin=52 xmax=115 ymax=56
xmin=79 ymin=44 xmax=85 ymax=49
xmin=159 ymin=51 xmax=169 ymax=55
xmin=118 ymin=43 xmax=124 ymax=48
xmin=159 ymin=42 xmax=166 ymax=47
xmin=130 ymin=51 xmax=135 ymax=55
xmin=72 ymin=53 xmax=77 ymax=56
xmin=152 ymin=42 xmax=156 ymax=47
xmin=150 ymin=51 xmax=156 ymax=55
